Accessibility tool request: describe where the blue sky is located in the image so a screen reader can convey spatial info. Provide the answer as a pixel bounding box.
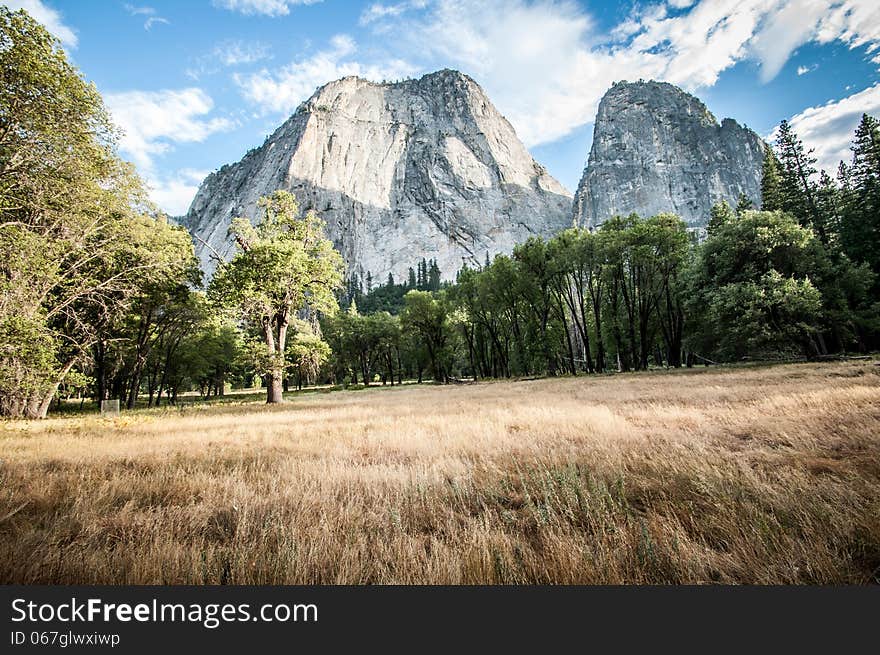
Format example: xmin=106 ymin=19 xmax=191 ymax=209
xmin=7 ymin=0 xmax=880 ymax=215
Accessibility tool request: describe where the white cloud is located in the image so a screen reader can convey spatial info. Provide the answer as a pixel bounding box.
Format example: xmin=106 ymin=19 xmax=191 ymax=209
xmin=123 ymin=4 xmax=154 ymax=16
xmin=124 ymin=4 xmax=169 ymax=30
xmin=797 ymin=64 xmax=818 ymax=75
xmin=235 ymin=34 xmax=416 ymax=116
xmin=144 ymin=16 xmax=169 ymax=30
xmin=146 ymin=168 xmax=210 ymax=216
xmin=748 ymin=0 xmax=828 ymax=83
xmin=359 ymin=1 xmax=427 ymax=26
xmin=216 ymin=40 xmax=271 ymax=66
xmin=4 ymin=0 xmax=77 ymax=46
xmin=781 ymin=83 xmax=880 ymax=172
xmin=104 ymin=88 xmax=234 ymax=172
xmin=363 ymin=0 xmax=880 ymax=147
xmin=186 ymin=40 xmax=271 ymax=80
xmin=212 ymin=0 xmax=322 ymax=17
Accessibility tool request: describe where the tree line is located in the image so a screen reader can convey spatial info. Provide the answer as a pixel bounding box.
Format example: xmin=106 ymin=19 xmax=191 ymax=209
xmin=2 ymin=7 xmax=878 ymax=417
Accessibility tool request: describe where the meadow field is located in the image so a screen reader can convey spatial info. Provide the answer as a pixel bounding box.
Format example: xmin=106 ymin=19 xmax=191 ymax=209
xmin=1 ymin=361 xmax=878 ymax=584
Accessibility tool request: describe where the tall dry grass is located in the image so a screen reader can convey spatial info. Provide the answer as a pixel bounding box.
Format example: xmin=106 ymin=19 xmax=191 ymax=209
xmin=1 ymin=361 xmax=878 ymax=584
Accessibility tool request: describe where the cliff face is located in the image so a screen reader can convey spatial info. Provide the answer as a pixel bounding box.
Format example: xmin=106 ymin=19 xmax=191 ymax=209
xmin=573 ymin=80 xmax=764 ymax=230
xmin=185 ymin=69 xmax=572 ymax=280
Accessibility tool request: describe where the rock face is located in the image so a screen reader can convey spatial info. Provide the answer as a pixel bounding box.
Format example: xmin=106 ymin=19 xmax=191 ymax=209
xmin=573 ymin=80 xmax=764 ymax=230
xmin=185 ymin=69 xmax=572 ymax=281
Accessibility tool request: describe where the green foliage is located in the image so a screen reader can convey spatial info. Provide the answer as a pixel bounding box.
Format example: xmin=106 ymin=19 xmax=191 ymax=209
xmin=774 ymin=119 xmax=828 ymax=243
xmin=0 ymin=8 xmax=199 ymax=417
xmin=401 ymin=290 xmax=452 ymax=382
xmin=838 ymin=114 xmax=880 ymax=283
xmin=340 ymin=258 xmax=446 ymax=315
xmin=687 ymin=210 xmax=828 ymax=358
xmin=707 ymin=200 xmax=734 ymax=236
xmin=5 ymin=5 xmax=879 ymax=414
xmin=287 ymin=324 xmax=331 ymax=388
xmin=209 ymin=191 xmax=343 ymax=402
xmin=760 ymin=143 xmax=782 ymax=211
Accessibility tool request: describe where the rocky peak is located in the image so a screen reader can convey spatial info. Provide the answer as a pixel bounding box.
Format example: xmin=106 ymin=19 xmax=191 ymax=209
xmin=185 ymin=69 xmax=572 ymax=281
xmin=572 ymin=80 xmax=764 ymax=229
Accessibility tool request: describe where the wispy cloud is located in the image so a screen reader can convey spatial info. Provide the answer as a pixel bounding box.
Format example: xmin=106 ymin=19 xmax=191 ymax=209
xmin=186 ymin=40 xmax=272 ymax=80
xmin=124 ymin=3 xmax=170 ymax=30
xmin=212 ymin=0 xmax=322 ymax=17
xmin=359 ymin=1 xmax=427 ymax=26
xmin=105 ymin=87 xmax=236 ymax=215
xmin=105 ymin=87 xmax=234 ymax=172
xmin=123 ymin=3 xmax=154 ymax=16
xmin=775 ymin=83 xmax=880 ymax=172
xmin=797 ymin=64 xmax=819 ymax=75
xmin=144 ymin=16 xmax=169 ymax=30
xmin=146 ymin=168 xmax=211 ymax=216
xmin=4 ymin=0 xmax=77 ymax=46
xmin=361 ymin=0 xmax=880 ymax=148
xmin=234 ymin=34 xmax=416 ymax=116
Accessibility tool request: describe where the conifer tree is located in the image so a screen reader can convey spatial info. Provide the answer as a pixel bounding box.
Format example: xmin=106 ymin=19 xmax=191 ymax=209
xmin=774 ymin=120 xmax=827 ymax=243
xmin=760 ymin=143 xmax=783 ymax=211
xmin=735 ymin=193 xmax=754 ymax=215
xmin=840 ymin=114 xmax=880 ymax=276
xmin=707 ymin=200 xmax=734 ymax=236
xmin=428 ymin=259 xmax=441 ymax=291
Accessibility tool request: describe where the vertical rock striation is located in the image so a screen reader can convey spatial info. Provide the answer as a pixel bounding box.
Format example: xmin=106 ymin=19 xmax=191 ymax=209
xmin=573 ymin=80 xmax=765 ymax=230
xmin=185 ymin=69 xmax=572 ymax=281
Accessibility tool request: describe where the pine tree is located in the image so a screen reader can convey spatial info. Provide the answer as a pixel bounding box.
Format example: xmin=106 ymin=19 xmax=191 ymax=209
xmin=735 ymin=193 xmax=754 ymax=215
xmin=366 ymin=271 xmax=373 ymax=294
xmin=850 ymin=114 xmax=880 ymax=189
xmin=707 ymin=200 xmax=734 ymax=236
xmin=760 ymin=143 xmax=783 ymax=211
xmin=387 ymin=271 xmax=395 ymax=287
xmin=418 ymin=258 xmax=428 ymax=290
xmin=428 ymin=259 xmax=441 ymax=291
xmin=407 ymin=267 xmax=416 ymax=288
xmin=774 ymin=120 xmax=827 ymax=244
xmin=484 ymin=251 xmax=491 ymax=270
xmin=840 ymin=114 xmax=880 ymax=276
xmin=816 ymin=170 xmax=841 ymax=242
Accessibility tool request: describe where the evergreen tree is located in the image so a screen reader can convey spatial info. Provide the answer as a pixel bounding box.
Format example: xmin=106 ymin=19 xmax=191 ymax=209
xmin=816 ymin=170 xmax=842 ymax=242
xmin=774 ymin=120 xmax=827 ymax=243
xmin=850 ymin=114 xmax=880 ymax=188
xmin=387 ymin=271 xmax=395 ymax=287
xmin=407 ymin=267 xmax=417 ymax=288
xmin=366 ymin=271 xmax=373 ymax=294
xmin=839 ymin=114 xmax=880 ymax=282
xmin=707 ymin=200 xmax=734 ymax=236
xmin=735 ymin=193 xmax=754 ymax=215
xmin=760 ymin=143 xmax=783 ymax=211
xmin=428 ymin=259 xmax=441 ymax=291
xmin=418 ymin=258 xmax=428 ymax=290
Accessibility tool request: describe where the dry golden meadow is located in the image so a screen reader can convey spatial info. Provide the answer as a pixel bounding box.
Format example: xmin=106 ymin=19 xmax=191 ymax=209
xmin=1 ymin=361 xmax=879 ymax=584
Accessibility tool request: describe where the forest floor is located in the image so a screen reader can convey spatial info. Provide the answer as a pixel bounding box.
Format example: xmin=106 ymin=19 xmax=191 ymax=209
xmin=2 ymin=360 xmax=879 ymax=584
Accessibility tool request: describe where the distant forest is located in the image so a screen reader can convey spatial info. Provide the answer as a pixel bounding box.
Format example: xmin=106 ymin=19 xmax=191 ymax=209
xmin=2 ymin=8 xmax=879 ymax=418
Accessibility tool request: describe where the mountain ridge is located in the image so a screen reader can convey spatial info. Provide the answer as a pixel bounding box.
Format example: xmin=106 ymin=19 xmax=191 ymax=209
xmin=572 ymin=79 xmax=765 ymax=230
xmin=185 ymin=69 xmax=573 ymax=281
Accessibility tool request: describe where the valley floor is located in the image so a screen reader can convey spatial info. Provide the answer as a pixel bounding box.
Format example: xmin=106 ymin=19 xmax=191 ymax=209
xmin=1 ymin=361 xmax=879 ymax=584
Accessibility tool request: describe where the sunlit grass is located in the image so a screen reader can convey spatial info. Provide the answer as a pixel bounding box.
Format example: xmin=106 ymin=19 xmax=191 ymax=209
xmin=1 ymin=361 xmax=878 ymax=583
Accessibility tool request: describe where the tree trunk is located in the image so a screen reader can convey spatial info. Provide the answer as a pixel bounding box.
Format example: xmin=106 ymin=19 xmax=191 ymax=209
xmin=264 ymin=315 xmax=287 ymax=404
xmin=266 ymin=373 xmax=284 ymax=403
xmin=33 ymin=358 xmax=78 ymax=419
